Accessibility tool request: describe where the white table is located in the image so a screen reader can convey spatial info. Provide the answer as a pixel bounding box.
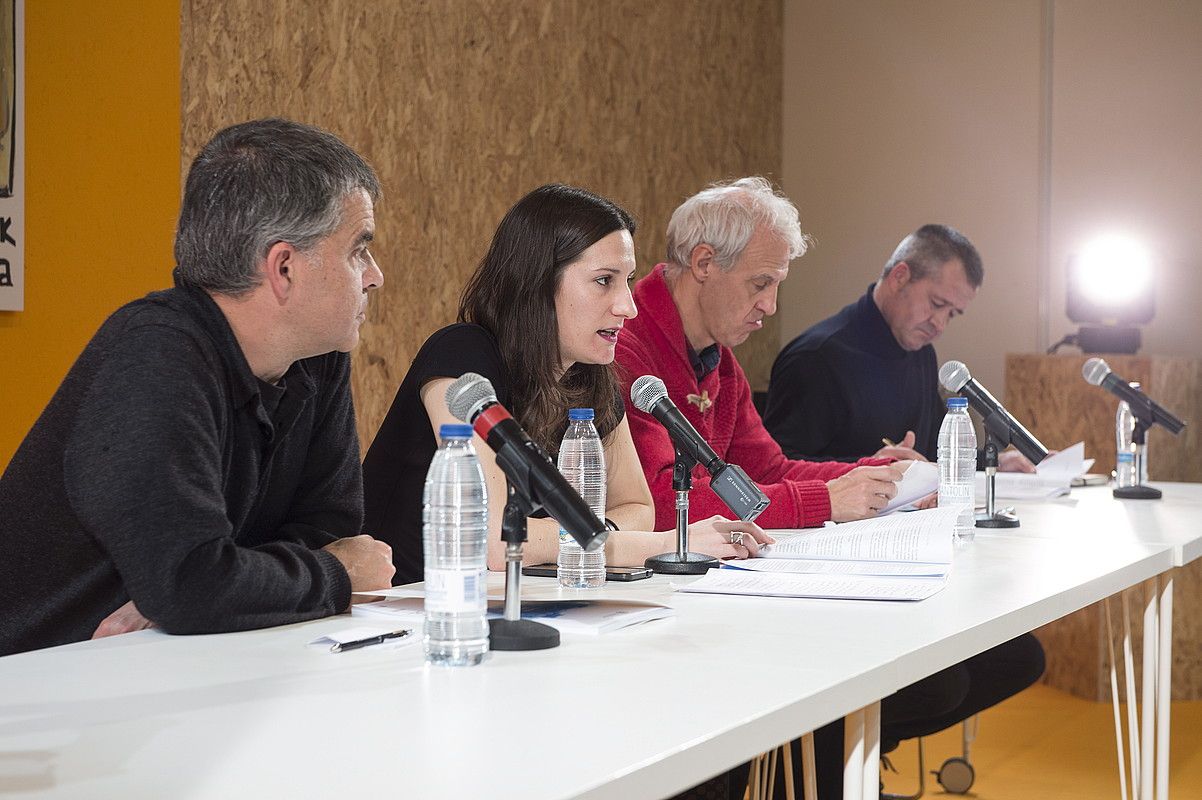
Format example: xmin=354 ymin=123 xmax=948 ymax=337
xmin=0 ymin=522 xmax=1174 ymax=800
xmin=980 ymin=482 xmax=1202 ymax=800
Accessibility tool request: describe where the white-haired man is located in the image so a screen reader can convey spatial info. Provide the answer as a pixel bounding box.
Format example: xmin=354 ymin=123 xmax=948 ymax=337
xmin=616 ymin=177 xmax=904 ymax=532
xmin=617 ymin=179 xmax=1043 ymax=799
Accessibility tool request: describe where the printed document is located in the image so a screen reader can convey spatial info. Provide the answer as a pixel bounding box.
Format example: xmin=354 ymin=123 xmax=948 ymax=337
xmin=677 ymin=570 xmax=946 ymax=601
xmin=758 ymin=506 xmax=957 ymax=566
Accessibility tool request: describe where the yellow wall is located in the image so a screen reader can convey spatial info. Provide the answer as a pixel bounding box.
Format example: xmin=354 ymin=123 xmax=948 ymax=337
xmin=0 ymin=1 xmax=180 ymax=469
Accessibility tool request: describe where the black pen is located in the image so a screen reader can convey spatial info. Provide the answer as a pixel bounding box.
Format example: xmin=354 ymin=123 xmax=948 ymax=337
xmin=330 ymin=629 xmax=413 ymax=653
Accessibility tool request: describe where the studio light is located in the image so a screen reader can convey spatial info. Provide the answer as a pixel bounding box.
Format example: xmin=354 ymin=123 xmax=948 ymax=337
xmin=1055 ymin=233 xmax=1155 ymax=355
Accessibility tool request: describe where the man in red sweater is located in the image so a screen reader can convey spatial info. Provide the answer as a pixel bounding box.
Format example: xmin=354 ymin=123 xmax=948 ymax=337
xmin=616 ymin=177 xmax=905 ymax=530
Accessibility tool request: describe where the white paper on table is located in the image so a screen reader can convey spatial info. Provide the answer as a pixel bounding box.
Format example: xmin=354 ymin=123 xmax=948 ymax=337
xmin=881 ymin=460 xmax=939 ymax=514
xmin=974 ymin=441 xmax=1094 ymax=500
xmin=760 ymin=506 xmax=957 ymax=565
xmin=721 ymin=557 xmax=949 ymax=577
xmin=676 ymin=569 xmax=947 ymax=601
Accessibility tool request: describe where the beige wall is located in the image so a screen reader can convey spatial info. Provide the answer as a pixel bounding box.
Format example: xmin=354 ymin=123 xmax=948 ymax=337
xmin=780 ymin=0 xmax=1044 ymax=396
xmin=1048 ymin=1 xmax=1202 ymax=363
xmin=780 ymin=0 xmax=1202 ymax=408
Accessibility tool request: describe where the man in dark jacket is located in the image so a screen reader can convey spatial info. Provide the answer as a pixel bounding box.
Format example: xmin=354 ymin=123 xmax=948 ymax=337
xmin=0 ymin=119 xmax=395 ymax=656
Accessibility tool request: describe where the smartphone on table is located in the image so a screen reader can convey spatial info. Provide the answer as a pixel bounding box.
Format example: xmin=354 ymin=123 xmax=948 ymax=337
xmin=520 ymin=563 xmax=653 ymax=582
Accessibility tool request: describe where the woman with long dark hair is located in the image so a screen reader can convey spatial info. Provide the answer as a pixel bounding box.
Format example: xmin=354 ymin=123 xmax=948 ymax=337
xmin=362 ymin=184 xmax=770 ymax=582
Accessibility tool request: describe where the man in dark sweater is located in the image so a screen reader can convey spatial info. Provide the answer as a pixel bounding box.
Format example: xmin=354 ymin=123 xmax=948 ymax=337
xmin=0 ymin=119 xmax=395 ymax=657
xmin=765 ymin=224 xmax=1034 ymax=472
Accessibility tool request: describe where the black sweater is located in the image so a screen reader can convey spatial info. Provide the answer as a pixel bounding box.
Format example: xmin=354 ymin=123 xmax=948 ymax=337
xmin=0 ymin=278 xmax=357 ymax=656
xmin=764 ymin=286 xmax=944 ymax=462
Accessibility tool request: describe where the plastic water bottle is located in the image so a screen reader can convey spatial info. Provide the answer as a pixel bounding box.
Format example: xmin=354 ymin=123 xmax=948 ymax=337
xmin=1115 ymin=381 xmax=1143 ymax=487
xmin=938 ymin=396 xmax=977 ymax=542
xmin=557 ymin=408 xmax=606 ymax=588
xmin=423 ymin=424 xmax=489 ymax=666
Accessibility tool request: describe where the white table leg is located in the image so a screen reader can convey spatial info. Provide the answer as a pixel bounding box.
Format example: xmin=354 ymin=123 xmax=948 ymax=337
xmin=843 ymin=708 xmax=864 ymax=800
xmin=1106 ymin=597 xmax=1130 ymax=800
xmin=1141 ymin=577 xmax=1158 ymax=800
xmin=1124 ymin=588 xmax=1142 ymax=796
xmin=1156 ymin=574 xmax=1173 ymax=800
xmin=862 ymin=702 xmax=880 ymax=800
xmin=801 ymin=732 xmax=817 ymax=800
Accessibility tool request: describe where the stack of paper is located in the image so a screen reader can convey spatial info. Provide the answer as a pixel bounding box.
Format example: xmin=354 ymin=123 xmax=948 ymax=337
xmin=676 ymin=507 xmax=958 ymax=601
xmin=676 ymin=570 xmax=947 ymax=601
xmin=353 ymin=596 xmax=674 ymax=635
xmin=975 ymin=441 xmax=1094 ymax=500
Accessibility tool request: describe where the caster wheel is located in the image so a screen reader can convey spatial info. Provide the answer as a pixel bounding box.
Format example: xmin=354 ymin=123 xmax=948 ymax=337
xmin=934 ymin=757 xmax=974 ymax=794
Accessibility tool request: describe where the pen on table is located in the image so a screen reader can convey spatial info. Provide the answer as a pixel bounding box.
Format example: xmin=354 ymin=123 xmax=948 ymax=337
xmin=330 ymin=629 xmax=413 ymax=653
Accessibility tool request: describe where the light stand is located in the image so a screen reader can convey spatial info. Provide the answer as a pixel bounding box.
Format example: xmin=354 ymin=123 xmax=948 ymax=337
xmin=488 ymin=482 xmax=561 ymax=651
xmin=1114 ymin=418 xmax=1162 ymax=500
xmin=975 ymin=435 xmax=1019 ymax=528
xmin=645 ymin=446 xmax=720 ymax=574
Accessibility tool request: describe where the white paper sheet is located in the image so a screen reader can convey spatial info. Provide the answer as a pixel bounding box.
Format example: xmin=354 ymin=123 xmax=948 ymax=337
xmin=720 ymin=558 xmax=949 ymax=577
xmin=975 ymin=441 xmax=1094 ymax=500
xmin=676 ymin=569 xmax=947 ymax=601
xmin=759 ymin=506 xmax=957 ymax=564
xmin=882 ymin=460 xmax=939 ymax=513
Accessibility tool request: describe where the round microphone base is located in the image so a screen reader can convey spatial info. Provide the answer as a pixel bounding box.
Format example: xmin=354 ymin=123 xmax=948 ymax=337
xmin=488 ymin=618 xmax=560 ymax=651
xmin=645 ymin=552 xmax=719 ymax=574
xmin=1114 ymin=484 xmax=1163 ymax=500
xmin=975 ymin=510 xmax=1020 ymax=529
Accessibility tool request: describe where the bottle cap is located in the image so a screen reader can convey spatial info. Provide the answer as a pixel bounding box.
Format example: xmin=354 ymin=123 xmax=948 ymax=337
xmin=439 ymin=424 xmax=473 ymax=440
xmin=568 ymin=408 xmax=595 ymax=421
xmin=946 ymin=396 xmax=968 ymax=409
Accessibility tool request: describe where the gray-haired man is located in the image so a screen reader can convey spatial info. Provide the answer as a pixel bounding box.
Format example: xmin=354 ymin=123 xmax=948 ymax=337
xmin=0 ymin=119 xmax=394 ymax=656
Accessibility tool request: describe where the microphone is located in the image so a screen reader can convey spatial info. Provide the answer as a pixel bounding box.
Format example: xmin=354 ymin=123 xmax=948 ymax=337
xmin=630 ymin=375 xmax=769 ymax=521
xmin=938 ymin=360 xmax=1050 ymax=465
xmin=445 ymin=373 xmax=607 ymax=552
xmin=1082 ymin=358 xmax=1186 ymax=435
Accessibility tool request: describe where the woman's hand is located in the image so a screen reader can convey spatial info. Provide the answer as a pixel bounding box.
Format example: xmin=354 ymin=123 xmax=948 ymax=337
xmin=669 ymin=515 xmax=775 ymax=561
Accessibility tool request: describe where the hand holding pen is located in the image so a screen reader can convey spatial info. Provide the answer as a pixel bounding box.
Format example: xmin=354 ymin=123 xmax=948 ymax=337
xmin=330 ymin=629 xmax=413 ymax=653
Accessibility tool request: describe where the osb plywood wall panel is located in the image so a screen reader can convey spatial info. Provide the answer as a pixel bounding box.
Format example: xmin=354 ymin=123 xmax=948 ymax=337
xmin=181 ymin=0 xmax=784 ymax=451
xmin=1005 ymin=353 xmax=1200 ymax=481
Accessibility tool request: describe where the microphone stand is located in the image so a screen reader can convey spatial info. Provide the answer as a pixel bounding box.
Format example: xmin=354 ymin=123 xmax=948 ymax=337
xmin=975 ymin=435 xmax=1019 ymax=528
xmin=1114 ymin=418 xmax=1162 ymax=500
xmin=645 ymin=446 xmax=720 ymax=574
xmin=488 ymin=481 xmax=561 ymax=651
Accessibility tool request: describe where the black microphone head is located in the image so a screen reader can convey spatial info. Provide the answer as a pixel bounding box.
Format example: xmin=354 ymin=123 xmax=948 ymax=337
xmin=938 ymin=360 xmax=971 ymax=393
xmin=446 ymin=372 xmax=497 ymax=423
xmin=1082 ymin=357 xmax=1111 ymax=386
xmin=631 ymin=375 xmax=668 ymax=413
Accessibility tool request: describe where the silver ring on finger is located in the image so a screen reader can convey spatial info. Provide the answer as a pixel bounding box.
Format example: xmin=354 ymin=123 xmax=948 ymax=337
xmin=729 ymin=531 xmax=744 ymax=546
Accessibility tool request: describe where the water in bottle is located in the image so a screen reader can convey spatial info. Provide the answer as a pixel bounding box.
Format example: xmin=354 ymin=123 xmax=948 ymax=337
xmin=938 ymin=396 xmax=977 ymax=542
xmin=557 ymin=408 xmax=606 ymax=588
xmin=1115 ymin=396 xmax=1136 ymax=488
xmin=1115 ymin=380 xmax=1148 ymax=487
xmin=423 ymin=424 xmax=489 ymax=666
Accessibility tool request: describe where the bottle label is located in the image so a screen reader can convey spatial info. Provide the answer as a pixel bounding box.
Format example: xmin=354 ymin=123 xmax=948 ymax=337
xmin=424 ymin=568 xmax=487 ymax=613
xmin=1117 ymin=452 xmax=1135 ymax=464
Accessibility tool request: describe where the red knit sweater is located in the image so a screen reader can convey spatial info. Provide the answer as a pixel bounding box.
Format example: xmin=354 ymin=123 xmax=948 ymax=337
xmin=616 ymin=265 xmax=887 ymax=530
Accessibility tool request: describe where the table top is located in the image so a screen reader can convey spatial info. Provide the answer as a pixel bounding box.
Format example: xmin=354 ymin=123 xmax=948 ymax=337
xmin=0 ymin=496 xmax=1183 ymax=800
xmin=991 ymin=482 xmax=1202 ymax=566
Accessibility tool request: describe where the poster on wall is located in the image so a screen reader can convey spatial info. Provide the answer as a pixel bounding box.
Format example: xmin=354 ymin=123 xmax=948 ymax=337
xmin=0 ymin=0 xmax=22 ymax=311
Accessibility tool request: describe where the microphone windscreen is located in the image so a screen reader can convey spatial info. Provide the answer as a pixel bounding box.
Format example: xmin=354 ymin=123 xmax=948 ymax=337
xmin=630 ymin=375 xmax=668 ymax=413
xmin=446 ymin=372 xmax=498 ymax=423
xmin=1082 ymin=357 xmax=1111 ymax=386
xmin=938 ymin=360 xmax=971 ymax=392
